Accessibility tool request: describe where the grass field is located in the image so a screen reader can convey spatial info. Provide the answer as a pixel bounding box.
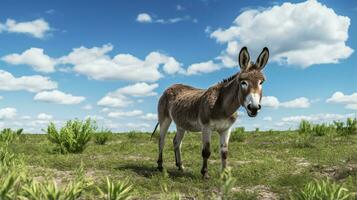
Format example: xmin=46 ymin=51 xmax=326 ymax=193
xmin=1 ymin=121 xmax=357 ymax=200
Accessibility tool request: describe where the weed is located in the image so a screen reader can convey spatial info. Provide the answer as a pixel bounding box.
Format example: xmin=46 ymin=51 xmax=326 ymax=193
xmin=97 ymin=177 xmax=133 ymax=200
xmin=46 ymin=119 xmax=96 ymax=153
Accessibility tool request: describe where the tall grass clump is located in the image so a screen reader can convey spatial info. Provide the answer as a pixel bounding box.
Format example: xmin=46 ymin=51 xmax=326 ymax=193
xmin=97 ymin=177 xmax=133 ymax=200
xmin=0 ymin=128 xmax=23 ymax=144
xmin=334 ymin=118 xmax=357 ymax=136
xmin=298 ymin=120 xmax=313 ymax=134
xmin=94 ymin=129 xmax=112 ymax=145
xmin=220 ymin=168 xmax=237 ymax=200
xmin=230 ymin=127 xmax=245 ymax=142
xmin=290 ymin=178 xmax=355 ymax=200
xmin=46 ymin=119 xmax=96 ymax=154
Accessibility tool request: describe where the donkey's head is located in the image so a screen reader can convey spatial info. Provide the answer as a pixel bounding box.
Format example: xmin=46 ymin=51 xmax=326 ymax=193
xmin=237 ymin=47 xmax=269 ymax=117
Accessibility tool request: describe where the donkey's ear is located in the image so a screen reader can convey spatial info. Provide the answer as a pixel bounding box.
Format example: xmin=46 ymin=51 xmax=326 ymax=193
xmin=255 ymin=47 xmax=269 ymax=70
xmin=238 ymin=46 xmax=250 ymax=71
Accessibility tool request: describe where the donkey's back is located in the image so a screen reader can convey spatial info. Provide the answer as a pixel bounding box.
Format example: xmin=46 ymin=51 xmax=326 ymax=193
xmin=158 ymin=84 xmax=207 ymax=131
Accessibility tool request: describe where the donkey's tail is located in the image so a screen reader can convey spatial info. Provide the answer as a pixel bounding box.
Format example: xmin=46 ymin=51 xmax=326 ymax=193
xmin=150 ymin=122 xmax=159 ymax=140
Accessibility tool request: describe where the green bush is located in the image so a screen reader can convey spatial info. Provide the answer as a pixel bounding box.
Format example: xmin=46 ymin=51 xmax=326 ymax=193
xmin=298 ymin=120 xmax=312 ymax=134
xmin=97 ymin=177 xmax=133 ymax=200
xmin=0 ymin=128 xmax=23 ymax=144
xmin=230 ymin=127 xmax=245 ymax=142
xmin=94 ymin=130 xmax=112 ymax=145
xmin=46 ymin=119 xmax=96 ymax=154
xmin=290 ymin=178 xmax=355 ymax=200
xmin=334 ymin=118 xmax=357 ymax=136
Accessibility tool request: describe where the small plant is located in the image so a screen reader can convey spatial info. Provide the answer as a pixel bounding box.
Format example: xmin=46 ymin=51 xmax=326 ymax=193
xmin=98 ymin=177 xmax=133 ymax=200
xmin=290 ymin=178 xmax=354 ymax=200
xmin=0 ymin=147 xmax=16 ymax=168
xmin=0 ymin=172 xmax=20 ymax=200
xmin=0 ymin=128 xmax=23 ymax=144
xmin=220 ymin=168 xmax=236 ymax=200
xmin=46 ymin=119 xmax=96 ymax=154
xmin=230 ymin=127 xmax=245 ymax=142
xmin=292 ymin=134 xmax=314 ymax=148
xmin=94 ymin=130 xmax=112 ymax=145
xmin=335 ymin=118 xmax=357 ymax=136
xmin=299 ymin=120 xmax=312 ymax=134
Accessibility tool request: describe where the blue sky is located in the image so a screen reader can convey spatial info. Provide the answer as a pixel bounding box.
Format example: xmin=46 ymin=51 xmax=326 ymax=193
xmin=0 ymin=0 xmax=356 ymax=132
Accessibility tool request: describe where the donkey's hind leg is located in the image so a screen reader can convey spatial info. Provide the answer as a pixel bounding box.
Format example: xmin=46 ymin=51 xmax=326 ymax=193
xmin=173 ymin=127 xmax=186 ymax=171
xmin=157 ymin=118 xmax=172 ymax=171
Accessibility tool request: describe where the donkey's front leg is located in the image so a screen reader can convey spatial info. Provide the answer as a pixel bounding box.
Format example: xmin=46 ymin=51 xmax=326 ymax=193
xmin=219 ymin=128 xmax=231 ymax=170
xmin=201 ymin=127 xmax=212 ymax=179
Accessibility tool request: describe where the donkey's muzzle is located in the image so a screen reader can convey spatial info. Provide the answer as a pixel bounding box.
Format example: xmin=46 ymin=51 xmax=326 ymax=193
xmin=247 ymin=104 xmax=261 ymax=117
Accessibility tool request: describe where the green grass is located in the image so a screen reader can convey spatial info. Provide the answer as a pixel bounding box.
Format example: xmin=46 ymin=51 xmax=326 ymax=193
xmin=2 ymin=128 xmax=357 ymax=199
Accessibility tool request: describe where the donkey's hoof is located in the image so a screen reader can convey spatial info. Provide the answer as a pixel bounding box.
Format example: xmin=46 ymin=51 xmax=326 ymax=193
xmin=177 ymin=165 xmax=185 ymax=171
xmin=202 ymin=173 xmax=210 ymax=180
xmin=157 ymin=166 xmax=164 ymax=172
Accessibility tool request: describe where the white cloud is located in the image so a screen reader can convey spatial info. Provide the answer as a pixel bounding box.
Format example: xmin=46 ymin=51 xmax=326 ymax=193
xmin=82 ymin=104 xmax=93 ymax=110
xmin=0 ymin=70 xmax=57 ymax=92
xmin=136 ymin=13 xmax=153 ymax=23
xmin=263 ymin=116 xmax=272 ymax=121
xmin=34 ymin=90 xmax=85 ymax=105
xmin=0 ymin=96 xmax=3 ymax=100
xmin=281 ymin=113 xmax=355 ymax=123
xmin=262 ymin=96 xmax=311 ymax=108
xmin=0 ymin=107 xmax=17 ymax=120
xmin=326 ymin=91 xmax=357 ymax=110
xmin=141 ymin=113 xmax=158 ymax=121
xmin=59 ymin=44 xmax=183 ymax=82
xmin=136 ymin=13 xmax=195 ymax=24
xmin=97 ymin=82 xmax=159 ymax=108
xmin=210 ymin=0 xmax=353 ymax=68
xmin=97 ymin=95 xmax=132 ymax=108
xmin=108 ymin=110 xmax=143 ymax=118
xmin=0 ymin=18 xmax=50 ymax=38
xmin=186 ymin=60 xmax=220 ymax=75
xmin=2 ymin=48 xmax=56 ymax=73
xmin=37 ymin=113 xmax=53 ymax=120
xmin=112 ymin=82 xmax=158 ymax=97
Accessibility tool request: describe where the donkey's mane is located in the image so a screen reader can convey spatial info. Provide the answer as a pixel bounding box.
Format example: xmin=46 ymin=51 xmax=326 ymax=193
xmin=219 ymin=73 xmax=239 ymax=84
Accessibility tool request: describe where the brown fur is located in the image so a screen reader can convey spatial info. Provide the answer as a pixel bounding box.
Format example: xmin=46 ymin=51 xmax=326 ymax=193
xmin=155 ymin=47 xmax=269 ymax=177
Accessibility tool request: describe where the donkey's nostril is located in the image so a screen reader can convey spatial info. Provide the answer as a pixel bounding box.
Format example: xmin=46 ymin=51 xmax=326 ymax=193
xmin=247 ymin=104 xmax=252 ymax=111
xmin=258 ymin=105 xmax=262 ymax=110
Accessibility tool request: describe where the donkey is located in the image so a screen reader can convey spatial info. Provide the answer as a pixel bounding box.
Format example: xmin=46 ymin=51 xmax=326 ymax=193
xmin=152 ymin=47 xmax=269 ymax=178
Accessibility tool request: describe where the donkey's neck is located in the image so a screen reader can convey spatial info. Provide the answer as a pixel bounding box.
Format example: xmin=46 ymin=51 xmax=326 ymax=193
xmin=217 ymin=78 xmax=241 ymax=118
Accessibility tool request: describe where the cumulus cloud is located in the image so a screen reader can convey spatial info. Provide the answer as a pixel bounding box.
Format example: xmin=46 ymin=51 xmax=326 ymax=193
xmin=0 ymin=107 xmax=17 ymax=120
xmin=141 ymin=113 xmax=158 ymax=121
xmin=136 ymin=13 xmax=196 ymax=24
xmin=112 ymin=83 xmax=158 ymax=97
xmin=186 ymin=60 xmax=220 ymax=75
xmin=97 ymin=82 xmax=158 ymax=108
xmin=0 ymin=18 xmax=50 ymax=38
xmin=261 ymin=96 xmax=310 ymax=108
xmin=59 ymin=44 xmax=183 ymax=82
xmin=326 ymin=91 xmax=357 ymax=110
xmin=2 ymin=48 xmax=56 ymax=73
xmin=37 ymin=113 xmax=53 ymax=120
xmin=210 ymin=0 xmax=353 ymax=68
xmin=82 ymin=104 xmax=93 ymax=110
xmin=34 ymin=90 xmax=85 ymax=105
xmin=136 ymin=13 xmax=153 ymax=23
xmin=0 ymin=70 xmax=57 ymax=92
xmin=108 ymin=110 xmax=143 ymax=118
xmin=281 ymin=113 xmax=355 ymax=123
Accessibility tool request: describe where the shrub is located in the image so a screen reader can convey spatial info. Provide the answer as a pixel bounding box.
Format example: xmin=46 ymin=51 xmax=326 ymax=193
xmin=290 ymin=178 xmax=354 ymax=200
xmin=46 ymin=119 xmax=96 ymax=154
xmin=298 ymin=120 xmax=312 ymax=134
xmin=94 ymin=130 xmax=112 ymax=145
xmin=97 ymin=177 xmax=133 ymax=200
xmin=292 ymin=134 xmax=315 ymax=148
xmin=220 ymin=168 xmax=236 ymax=200
xmin=335 ymin=118 xmax=357 ymax=136
xmin=230 ymin=127 xmax=245 ymax=142
xmin=0 ymin=128 xmax=23 ymax=144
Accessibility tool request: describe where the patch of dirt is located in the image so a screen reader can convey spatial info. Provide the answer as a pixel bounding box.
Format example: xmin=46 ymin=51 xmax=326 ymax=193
xmin=311 ymin=163 xmax=357 ymax=180
xmin=232 ymin=185 xmax=278 ymax=200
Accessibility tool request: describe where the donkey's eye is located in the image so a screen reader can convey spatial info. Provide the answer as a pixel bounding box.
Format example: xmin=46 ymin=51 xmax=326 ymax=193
xmin=240 ymin=81 xmax=248 ymax=88
xmin=260 ymin=80 xmax=264 ymax=85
